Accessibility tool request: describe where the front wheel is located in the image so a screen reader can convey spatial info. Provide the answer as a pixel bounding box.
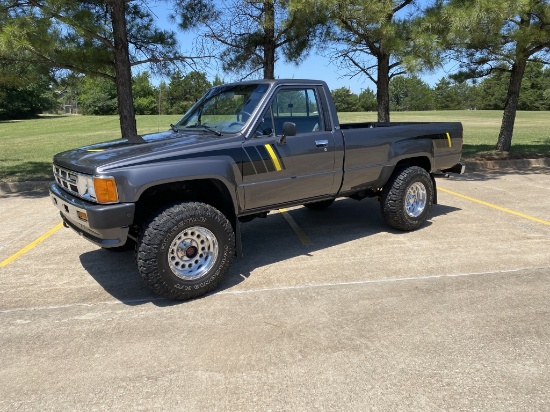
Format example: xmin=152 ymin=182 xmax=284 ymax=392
xmin=136 ymin=202 xmax=235 ymax=300
xmin=381 ymin=166 xmax=434 ymax=231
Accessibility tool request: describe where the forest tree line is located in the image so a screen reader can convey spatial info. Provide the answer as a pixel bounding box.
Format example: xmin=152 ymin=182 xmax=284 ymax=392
xmin=5 ymin=62 xmax=547 ymax=119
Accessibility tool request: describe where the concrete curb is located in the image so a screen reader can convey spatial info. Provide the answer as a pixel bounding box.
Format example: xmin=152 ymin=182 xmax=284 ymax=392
xmin=0 ymin=180 xmax=51 ymax=195
xmin=463 ymin=157 xmax=550 ymax=172
xmin=1 ymin=158 xmax=549 ymax=195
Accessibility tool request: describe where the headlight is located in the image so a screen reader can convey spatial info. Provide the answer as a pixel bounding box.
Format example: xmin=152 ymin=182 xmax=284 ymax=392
xmin=77 ymin=175 xmax=118 ymax=203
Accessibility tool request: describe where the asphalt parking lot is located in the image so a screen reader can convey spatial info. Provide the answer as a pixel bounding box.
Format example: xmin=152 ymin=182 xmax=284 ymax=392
xmin=1 ymin=167 xmax=550 ymax=411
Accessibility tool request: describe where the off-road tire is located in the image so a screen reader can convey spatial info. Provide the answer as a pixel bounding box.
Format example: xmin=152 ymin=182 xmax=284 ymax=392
xmin=381 ymin=166 xmax=434 ymax=231
xmin=303 ymin=199 xmax=334 ymax=210
xmin=136 ymin=202 xmax=235 ymax=300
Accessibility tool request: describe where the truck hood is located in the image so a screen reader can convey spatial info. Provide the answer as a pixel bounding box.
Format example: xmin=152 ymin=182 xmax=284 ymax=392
xmin=53 ymin=130 xmax=231 ymax=174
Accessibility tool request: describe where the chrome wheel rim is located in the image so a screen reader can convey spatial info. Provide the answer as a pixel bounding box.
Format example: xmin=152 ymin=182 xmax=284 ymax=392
xmin=168 ymin=226 xmax=218 ymax=281
xmin=405 ymin=182 xmax=427 ymax=218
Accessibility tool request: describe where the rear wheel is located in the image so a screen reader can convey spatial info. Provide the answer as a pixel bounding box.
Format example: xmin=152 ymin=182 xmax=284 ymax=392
xmin=381 ymin=166 xmax=433 ymax=231
xmin=136 ymin=202 xmax=235 ymax=300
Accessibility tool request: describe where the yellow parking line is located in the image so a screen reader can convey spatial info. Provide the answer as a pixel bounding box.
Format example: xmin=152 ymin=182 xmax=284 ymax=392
xmin=439 ymin=187 xmax=550 ymax=226
xmin=0 ymin=222 xmax=64 ymax=267
xmin=279 ymin=208 xmax=312 ymax=245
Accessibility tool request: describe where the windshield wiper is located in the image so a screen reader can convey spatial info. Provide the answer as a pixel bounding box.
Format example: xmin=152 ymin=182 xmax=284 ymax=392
xmin=185 ymin=124 xmax=222 ymax=137
xmin=200 ymin=124 xmax=222 ymax=136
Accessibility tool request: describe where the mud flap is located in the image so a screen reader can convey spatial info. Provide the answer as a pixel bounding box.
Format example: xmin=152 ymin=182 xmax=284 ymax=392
xmin=430 ymin=173 xmax=438 ymax=205
xmin=235 ymin=218 xmax=243 ymax=258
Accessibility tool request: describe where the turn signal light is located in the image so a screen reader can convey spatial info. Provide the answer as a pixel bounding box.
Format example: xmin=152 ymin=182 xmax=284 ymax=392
xmin=93 ymin=177 xmax=118 ymax=203
xmin=77 ymin=211 xmax=88 ymax=222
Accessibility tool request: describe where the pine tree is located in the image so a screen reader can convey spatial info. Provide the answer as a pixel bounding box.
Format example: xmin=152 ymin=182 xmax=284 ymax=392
xmin=434 ymin=0 xmax=550 ymax=152
xmin=1 ymin=1 xmax=190 ymax=139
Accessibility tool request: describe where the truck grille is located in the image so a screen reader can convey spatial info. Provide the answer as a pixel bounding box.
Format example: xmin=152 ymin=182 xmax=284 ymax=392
xmin=53 ymin=165 xmax=81 ymax=197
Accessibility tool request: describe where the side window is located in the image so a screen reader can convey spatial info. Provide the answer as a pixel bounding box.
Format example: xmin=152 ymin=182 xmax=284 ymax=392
xmin=271 ymin=88 xmax=322 ymax=135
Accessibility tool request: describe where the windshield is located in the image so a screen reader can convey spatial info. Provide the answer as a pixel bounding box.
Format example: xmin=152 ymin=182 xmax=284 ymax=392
xmin=175 ymin=83 xmax=269 ymax=135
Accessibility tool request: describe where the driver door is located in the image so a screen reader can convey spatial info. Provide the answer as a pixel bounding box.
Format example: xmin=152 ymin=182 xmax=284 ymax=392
xmin=241 ymin=87 xmax=337 ymax=211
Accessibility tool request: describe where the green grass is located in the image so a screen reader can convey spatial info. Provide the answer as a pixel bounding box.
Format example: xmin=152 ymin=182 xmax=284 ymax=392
xmin=1 ymin=111 xmax=549 ymax=182
xmin=0 ymin=114 xmax=181 ymax=182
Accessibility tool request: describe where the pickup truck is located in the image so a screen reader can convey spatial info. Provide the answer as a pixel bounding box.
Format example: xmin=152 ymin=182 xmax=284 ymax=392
xmin=49 ymin=79 xmax=464 ymax=300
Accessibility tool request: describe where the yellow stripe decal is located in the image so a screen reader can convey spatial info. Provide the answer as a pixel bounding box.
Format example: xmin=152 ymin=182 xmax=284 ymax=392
xmin=439 ymin=187 xmax=550 ymax=226
xmin=87 ymin=149 xmax=105 ymax=152
xmin=279 ymin=209 xmax=312 ymax=245
xmin=264 ymin=144 xmax=282 ymax=171
xmin=0 ymin=223 xmax=64 ymax=267
xmin=446 ymin=132 xmax=452 ymax=148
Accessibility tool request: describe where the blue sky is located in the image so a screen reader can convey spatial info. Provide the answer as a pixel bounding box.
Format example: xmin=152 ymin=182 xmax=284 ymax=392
xmin=147 ymin=2 xmax=454 ymax=93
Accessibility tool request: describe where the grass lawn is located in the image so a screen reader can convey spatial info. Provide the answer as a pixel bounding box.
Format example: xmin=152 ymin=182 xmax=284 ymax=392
xmin=1 ymin=111 xmax=549 ymax=182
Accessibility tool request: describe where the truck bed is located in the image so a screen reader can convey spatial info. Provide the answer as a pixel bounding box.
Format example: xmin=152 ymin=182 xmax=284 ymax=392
xmin=337 ymin=121 xmax=463 ymax=194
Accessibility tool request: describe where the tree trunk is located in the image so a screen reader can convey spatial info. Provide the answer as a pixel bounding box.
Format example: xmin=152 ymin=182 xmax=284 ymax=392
xmin=109 ymin=0 xmax=138 ymax=141
xmin=495 ymin=59 xmax=527 ymax=152
xmin=263 ymin=1 xmax=276 ymax=79
xmin=377 ymin=53 xmax=391 ymax=122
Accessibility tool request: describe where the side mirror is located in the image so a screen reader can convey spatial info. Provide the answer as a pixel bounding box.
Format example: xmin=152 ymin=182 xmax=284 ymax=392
xmin=278 ymin=122 xmax=296 ymax=146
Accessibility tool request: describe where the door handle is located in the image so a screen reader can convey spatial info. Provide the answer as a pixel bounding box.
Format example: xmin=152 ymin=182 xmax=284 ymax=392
xmin=315 ymin=140 xmax=329 ymax=148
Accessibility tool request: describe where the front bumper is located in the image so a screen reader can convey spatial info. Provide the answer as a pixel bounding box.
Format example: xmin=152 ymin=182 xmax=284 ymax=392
xmin=49 ymin=182 xmax=135 ymax=247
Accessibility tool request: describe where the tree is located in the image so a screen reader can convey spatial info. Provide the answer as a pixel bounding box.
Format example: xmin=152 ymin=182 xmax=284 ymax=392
xmin=132 ymin=71 xmax=156 ymax=115
xmin=475 ymin=62 xmax=550 ymax=110
xmin=518 ymin=62 xmax=550 ymax=110
xmin=79 ymin=76 xmax=118 ymax=115
xmin=167 ymin=71 xmax=211 ymax=114
xmin=179 ymin=0 xmax=327 ymax=79
xmin=332 ymin=87 xmax=360 ymax=111
xmin=389 ymin=75 xmax=434 ymax=111
xmin=0 ymin=59 xmax=57 ymax=119
xmin=435 ymin=0 xmax=550 ymax=151
xmin=358 ymin=87 xmax=377 ymax=111
xmin=474 ymin=69 xmax=510 ymax=110
xmin=319 ymin=0 xmax=439 ymax=122
xmin=433 ymin=77 xmax=459 ymax=110
xmin=433 ymin=77 xmax=475 ymax=110
xmin=212 ymin=75 xmax=225 ymax=87
xmin=1 ymin=1 xmax=191 ymax=139
xmin=55 ymin=72 xmax=84 ymax=114
xmin=157 ymin=80 xmax=169 ymax=116
xmin=542 ymin=67 xmax=550 ymax=110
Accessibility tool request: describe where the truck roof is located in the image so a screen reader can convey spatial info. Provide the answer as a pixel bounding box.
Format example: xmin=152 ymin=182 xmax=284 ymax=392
xmin=221 ymin=79 xmax=328 ymax=87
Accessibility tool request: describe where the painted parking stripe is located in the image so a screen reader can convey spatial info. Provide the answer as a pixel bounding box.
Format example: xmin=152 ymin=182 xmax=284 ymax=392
xmin=439 ymin=187 xmax=550 ymax=226
xmin=279 ymin=208 xmax=312 ymax=245
xmin=0 ymin=222 xmax=63 ymax=267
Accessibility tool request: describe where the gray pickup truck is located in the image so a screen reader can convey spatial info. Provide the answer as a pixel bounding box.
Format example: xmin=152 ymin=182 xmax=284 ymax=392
xmin=49 ymin=79 xmax=464 ymax=300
